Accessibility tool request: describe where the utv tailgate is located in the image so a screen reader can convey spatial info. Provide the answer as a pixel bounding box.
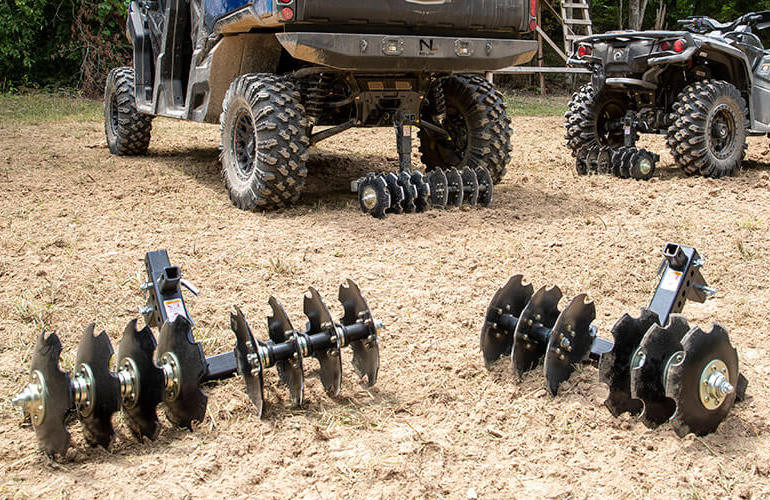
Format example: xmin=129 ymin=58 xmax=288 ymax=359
xmin=276 ymin=32 xmax=537 ymax=71
xmin=295 ymin=0 xmax=530 ymax=32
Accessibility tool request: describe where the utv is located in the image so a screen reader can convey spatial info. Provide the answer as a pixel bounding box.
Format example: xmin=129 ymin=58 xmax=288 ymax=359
xmin=104 ymin=0 xmax=539 ymax=211
xmin=565 ymin=11 xmax=770 ymax=178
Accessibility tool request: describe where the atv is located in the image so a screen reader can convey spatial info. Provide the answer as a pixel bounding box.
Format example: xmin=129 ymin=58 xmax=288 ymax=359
xmin=565 ymin=11 xmax=770 ymax=179
xmin=104 ymin=0 xmax=540 ymax=212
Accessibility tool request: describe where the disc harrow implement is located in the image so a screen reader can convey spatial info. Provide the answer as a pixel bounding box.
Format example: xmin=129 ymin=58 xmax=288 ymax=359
xmin=481 ymin=243 xmax=748 ymax=437
xmin=11 ymin=250 xmax=383 ymax=457
xmin=575 ymin=145 xmax=660 ymax=180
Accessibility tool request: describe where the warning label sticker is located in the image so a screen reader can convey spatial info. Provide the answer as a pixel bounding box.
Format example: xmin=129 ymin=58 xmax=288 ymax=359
xmin=163 ymin=299 xmax=187 ymax=322
xmin=660 ymin=269 xmax=682 ymax=292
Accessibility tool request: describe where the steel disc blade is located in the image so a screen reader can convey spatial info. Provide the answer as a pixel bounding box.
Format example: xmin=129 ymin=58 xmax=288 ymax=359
xmin=630 ymin=314 xmax=690 ymax=429
xmin=157 ymin=316 xmax=208 ymax=429
xmin=117 ymin=319 xmax=164 ymax=440
xmin=231 ymin=307 xmax=265 ymax=415
xmin=338 ymin=279 xmax=379 ymax=386
xmin=618 ymin=148 xmax=635 ymax=178
xmin=511 ymin=286 xmax=562 ymax=378
xmin=358 ymin=173 xmax=390 ymax=219
xmin=665 ymin=323 xmax=740 ymax=437
xmin=575 ymin=145 xmax=590 ymax=175
xmin=445 ymin=167 xmax=464 ymax=207
xmin=397 ymin=171 xmax=418 ymax=213
xmin=267 ymin=296 xmax=304 ymax=407
xmin=543 ymin=294 xmax=596 ymax=396
xmin=427 ymin=169 xmax=449 ymax=208
xmin=460 ymin=166 xmax=479 ymax=206
xmin=480 ymin=275 xmax=534 ymax=368
xmin=629 ymin=148 xmax=657 ymax=180
xmin=410 ymin=171 xmax=431 ymax=213
xmin=29 ymin=332 xmax=73 ymax=457
xmin=383 ymin=172 xmax=405 ymax=214
xmin=610 ymin=147 xmax=627 ymax=177
xmin=598 ymin=308 xmax=659 ymax=417
xmin=596 ymin=147 xmax=612 ymax=175
xmin=75 ymin=324 xmax=121 ymax=448
xmin=475 ymin=167 xmax=493 ymax=207
xmin=586 ymin=147 xmax=600 ymax=174
xmin=304 ymin=288 xmax=342 ymax=397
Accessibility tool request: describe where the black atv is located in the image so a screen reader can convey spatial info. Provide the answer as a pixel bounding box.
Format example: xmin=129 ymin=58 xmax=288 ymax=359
xmin=565 ymin=11 xmax=770 ymax=179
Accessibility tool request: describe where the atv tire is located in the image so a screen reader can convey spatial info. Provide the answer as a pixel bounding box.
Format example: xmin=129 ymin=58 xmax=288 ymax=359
xmin=564 ymin=84 xmax=630 ymax=154
xmin=418 ymin=75 xmax=511 ymax=184
xmin=104 ymin=67 xmax=153 ymax=156
xmin=666 ymin=80 xmax=748 ymax=178
xmin=219 ymin=74 xmax=310 ymax=211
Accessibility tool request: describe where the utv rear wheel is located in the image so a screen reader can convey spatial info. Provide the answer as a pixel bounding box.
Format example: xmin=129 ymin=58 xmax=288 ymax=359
xmin=219 ymin=74 xmax=310 ymax=210
xmin=564 ymin=84 xmax=629 ymax=154
xmin=666 ymin=80 xmax=748 ymax=178
xmin=418 ymin=75 xmax=511 ymax=184
xmin=104 ymin=67 xmax=153 ymax=156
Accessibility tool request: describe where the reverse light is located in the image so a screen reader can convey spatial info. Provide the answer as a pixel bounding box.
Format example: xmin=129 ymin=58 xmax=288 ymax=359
xmin=279 ymin=6 xmax=294 ymax=21
xmin=673 ymin=39 xmax=686 ymax=53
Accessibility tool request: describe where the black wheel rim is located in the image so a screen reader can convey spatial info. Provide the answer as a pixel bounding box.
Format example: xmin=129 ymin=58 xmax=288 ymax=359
xmin=232 ymin=110 xmax=256 ymax=177
xmin=596 ymin=100 xmax=625 ymax=147
xmin=428 ymin=104 xmax=469 ymax=167
xmin=109 ymin=94 xmax=119 ymax=136
xmin=707 ymin=104 xmax=737 ymax=160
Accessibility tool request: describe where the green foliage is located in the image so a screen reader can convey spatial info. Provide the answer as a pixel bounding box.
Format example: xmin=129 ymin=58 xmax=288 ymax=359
xmin=0 ymin=92 xmax=102 ymax=124
xmin=0 ymin=0 xmax=130 ymax=95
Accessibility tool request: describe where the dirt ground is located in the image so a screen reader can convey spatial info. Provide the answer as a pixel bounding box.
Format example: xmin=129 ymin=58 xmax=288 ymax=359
xmin=1 ymin=103 xmax=769 ymax=499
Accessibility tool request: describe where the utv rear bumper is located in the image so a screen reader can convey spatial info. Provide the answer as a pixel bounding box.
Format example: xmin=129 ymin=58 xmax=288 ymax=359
xmin=276 ymin=32 xmax=537 ymax=72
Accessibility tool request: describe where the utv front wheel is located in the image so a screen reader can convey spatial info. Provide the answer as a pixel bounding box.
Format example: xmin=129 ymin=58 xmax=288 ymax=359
xmin=667 ymin=80 xmax=748 ymax=178
xmin=104 ymin=67 xmax=153 ymax=155
xmin=219 ymin=74 xmax=310 ymax=210
xmin=418 ymin=75 xmax=512 ymax=184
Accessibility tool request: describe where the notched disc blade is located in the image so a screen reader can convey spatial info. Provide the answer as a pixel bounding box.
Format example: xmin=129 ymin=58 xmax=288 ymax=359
xmin=618 ymin=148 xmax=635 ymax=178
xmin=118 ymin=319 xmax=164 ymax=440
xmin=445 ymin=167 xmax=464 ymax=207
xmin=610 ymin=147 xmax=627 ymax=177
xmin=157 ymin=316 xmax=208 ymax=429
xmin=383 ymin=172 xmax=405 ymax=214
xmin=231 ymin=307 xmax=265 ymax=415
xmin=479 ymin=275 xmax=534 ymax=368
xmin=630 ymin=314 xmax=690 ymax=429
xmin=665 ymin=322 xmax=740 ymax=437
xmin=410 ymin=171 xmax=431 ymax=213
xmin=267 ymin=296 xmax=304 ymax=407
xmin=30 ymin=331 xmax=73 ymax=457
xmin=598 ymin=308 xmax=659 ymax=417
xmin=543 ymin=295 xmax=596 ymax=396
xmin=427 ymin=169 xmax=449 ymax=208
xmin=304 ymin=288 xmax=342 ymax=397
xmin=511 ymin=286 xmax=562 ymax=378
xmin=339 ymin=279 xmax=379 ymax=386
xmin=358 ymin=174 xmax=390 ymax=219
xmin=460 ymin=166 xmax=479 ymax=206
xmin=586 ymin=147 xmax=600 ymax=174
xmin=596 ymin=147 xmax=612 ymax=175
xmin=475 ymin=167 xmax=493 ymax=207
xmin=397 ymin=171 xmax=418 ymax=213
xmin=75 ymin=324 xmax=120 ymax=448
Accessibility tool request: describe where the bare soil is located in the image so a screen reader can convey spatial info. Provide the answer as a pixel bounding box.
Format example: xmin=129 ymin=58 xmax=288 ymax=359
xmin=1 ymin=110 xmax=769 ymax=499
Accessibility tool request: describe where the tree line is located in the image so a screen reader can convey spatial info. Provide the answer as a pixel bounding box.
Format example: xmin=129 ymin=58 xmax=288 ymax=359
xmin=1 ymin=0 xmax=768 ymax=96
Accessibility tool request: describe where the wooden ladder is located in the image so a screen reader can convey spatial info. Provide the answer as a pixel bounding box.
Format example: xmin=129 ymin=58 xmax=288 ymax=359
xmin=560 ymin=0 xmax=593 ymax=57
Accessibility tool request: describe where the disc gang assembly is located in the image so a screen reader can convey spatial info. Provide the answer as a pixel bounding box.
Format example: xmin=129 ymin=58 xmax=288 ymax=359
xmin=353 ymin=122 xmax=494 ymax=218
xmin=11 ymin=250 xmax=383 ymax=457
xmin=480 ymin=242 xmax=748 ymax=437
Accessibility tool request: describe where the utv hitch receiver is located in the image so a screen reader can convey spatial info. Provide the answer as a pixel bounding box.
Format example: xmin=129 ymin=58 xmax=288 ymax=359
xmin=12 ymin=251 xmax=384 ymax=457
xmin=481 ymin=243 xmax=748 ymax=437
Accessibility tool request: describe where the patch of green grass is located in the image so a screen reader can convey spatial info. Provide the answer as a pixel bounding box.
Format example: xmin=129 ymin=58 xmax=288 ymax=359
xmin=503 ymin=93 xmax=569 ymax=117
xmin=0 ymin=92 xmax=102 ymax=125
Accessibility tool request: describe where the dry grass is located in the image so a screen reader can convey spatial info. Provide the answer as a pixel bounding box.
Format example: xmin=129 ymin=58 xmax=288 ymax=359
xmin=0 ymin=96 xmax=769 ymax=498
